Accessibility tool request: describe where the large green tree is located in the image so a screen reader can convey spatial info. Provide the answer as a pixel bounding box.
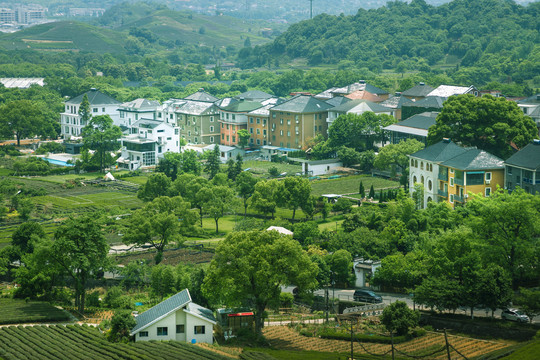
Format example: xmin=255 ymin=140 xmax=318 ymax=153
xmin=137 ymin=173 xmax=171 ymax=201
xmin=50 ymin=216 xmax=109 ymax=313
xmin=328 ymin=112 xmax=395 ymax=152
xmin=427 ymin=95 xmax=537 ymax=159
xmin=81 ymin=115 xmax=122 ymax=171
xmin=204 ymin=144 xmax=221 ymax=179
xmin=236 ymin=171 xmax=258 ymax=216
xmin=203 ymin=230 xmax=318 ymax=334
xmin=0 ymin=100 xmax=48 ymax=145
xmin=276 ymin=177 xmax=311 ymax=220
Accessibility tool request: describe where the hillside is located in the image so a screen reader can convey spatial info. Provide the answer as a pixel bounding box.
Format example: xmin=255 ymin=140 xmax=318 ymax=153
xmin=239 ymin=0 xmax=540 ymax=85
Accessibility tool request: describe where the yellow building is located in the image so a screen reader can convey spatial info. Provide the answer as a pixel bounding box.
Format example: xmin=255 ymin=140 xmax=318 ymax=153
xmin=437 ymin=149 xmax=505 ymax=207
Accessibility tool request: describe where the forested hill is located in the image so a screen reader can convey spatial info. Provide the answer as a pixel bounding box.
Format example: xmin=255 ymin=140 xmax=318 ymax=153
xmin=240 ymin=0 xmax=539 ymax=83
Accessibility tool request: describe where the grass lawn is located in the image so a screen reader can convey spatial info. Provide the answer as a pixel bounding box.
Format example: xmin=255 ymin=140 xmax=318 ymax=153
xmin=0 ymin=298 xmax=71 ymax=324
xmin=311 ymin=175 xmax=399 ymax=196
xmin=243 ymin=160 xmax=302 ymax=176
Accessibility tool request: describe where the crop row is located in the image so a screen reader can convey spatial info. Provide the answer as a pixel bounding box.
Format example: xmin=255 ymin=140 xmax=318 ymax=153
xmin=0 ymin=325 xmax=233 ymax=360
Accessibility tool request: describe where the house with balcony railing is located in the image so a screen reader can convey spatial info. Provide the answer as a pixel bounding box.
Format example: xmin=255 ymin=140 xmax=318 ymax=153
xmin=504 ymin=139 xmax=540 ymax=194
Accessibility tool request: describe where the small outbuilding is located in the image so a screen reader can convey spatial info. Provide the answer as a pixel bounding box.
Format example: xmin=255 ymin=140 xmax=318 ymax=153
xmin=130 ymin=289 xmax=216 ymax=344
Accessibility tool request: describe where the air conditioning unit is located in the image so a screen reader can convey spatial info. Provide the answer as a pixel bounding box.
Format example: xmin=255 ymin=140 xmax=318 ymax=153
xmin=486 ymin=180 xmax=491 ymax=184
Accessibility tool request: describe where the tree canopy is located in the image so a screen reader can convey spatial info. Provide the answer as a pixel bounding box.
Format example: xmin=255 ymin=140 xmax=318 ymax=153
xmin=81 ymin=115 xmax=122 ymax=171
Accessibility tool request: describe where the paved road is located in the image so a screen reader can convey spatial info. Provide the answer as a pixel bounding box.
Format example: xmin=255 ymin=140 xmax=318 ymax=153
xmin=310 ymin=288 xmax=540 ymax=324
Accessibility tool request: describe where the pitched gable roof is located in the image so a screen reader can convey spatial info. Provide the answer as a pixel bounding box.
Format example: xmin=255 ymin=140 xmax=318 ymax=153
xmin=381 ymin=94 xmax=414 ymax=109
xmin=405 ymin=96 xmax=445 ymax=109
xmin=184 ymin=302 xmax=216 ymax=324
xmin=402 ymin=83 xmax=434 ymax=98
xmin=517 ymin=94 xmax=540 ymax=105
xmin=325 ymin=96 xmax=351 ymax=107
xmin=219 ymin=100 xmax=263 ymax=112
xmin=427 ymin=85 xmax=476 ymax=98
xmin=173 ymin=100 xmax=217 ymax=115
xmin=505 ymin=142 xmax=540 ymax=170
xmin=120 ymin=98 xmax=160 ymax=110
xmin=66 ymin=89 xmax=121 ymax=106
xmin=384 ymin=112 xmax=438 ymax=135
xmin=184 ymin=90 xmax=218 ymax=103
xmin=235 ymin=90 xmax=274 ymax=102
xmin=441 ymin=149 xmax=504 ymax=170
xmin=330 ymin=99 xmax=391 ymax=114
xmin=271 ymin=95 xmax=333 ymax=113
xmin=411 ymin=139 xmax=468 ymax=162
xmin=331 ymin=81 xmax=388 ymax=96
xmin=131 ymin=289 xmax=191 ymax=335
xmin=345 ymin=90 xmax=383 ymax=102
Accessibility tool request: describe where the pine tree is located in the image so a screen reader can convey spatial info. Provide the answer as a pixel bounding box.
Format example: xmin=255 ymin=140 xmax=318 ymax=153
xmin=359 ymin=181 xmax=365 ymax=199
xmin=78 ymin=93 xmax=91 ymax=126
xmin=234 ymin=154 xmax=243 ymax=178
xmin=205 ymin=144 xmax=221 ymax=179
xmin=369 ymin=185 xmax=375 ymax=199
xmin=379 ymin=190 xmax=383 ymax=202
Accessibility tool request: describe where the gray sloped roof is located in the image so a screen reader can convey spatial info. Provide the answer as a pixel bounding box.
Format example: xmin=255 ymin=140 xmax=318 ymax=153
xmin=517 ymin=94 xmax=540 ymax=105
xmin=132 ymin=119 xmax=162 ymax=129
xmin=330 ymin=99 xmax=391 ymax=113
xmin=381 ymin=95 xmax=414 ymax=109
xmin=331 ymin=82 xmax=388 ymax=96
xmin=427 ymin=85 xmax=476 ymax=98
xmin=271 ymin=95 xmax=333 ymax=113
xmin=120 ymin=98 xmax=160 ymax=110
xmin=505 ymin=142 xmax=540 ymax=170
xmin=235 ymin=90 xmax=274 ymax=101
xmin=411 ymin=140 xmax=468 ymax=162
xmin=325 ymin=96 xmax=352 ymax=107
xmin=441 ymin=149 xmax=504 ymax=170
xmin=66 ymin=89 xmax=121 ymax=105
xmin=184 ymin=90 xmax=218 ymax=103
xmin=184 ymin=302 xmax=216 ymax=324
xmin=405 ymin=96 xmax=445 ymax=109
xmin=402 ymin=83 xmax=435 ymax=98
xmin=220 ymin=100 xmax=263 ymax=112
xmin=174 ymin=100 xmax=216 ymax=115
xmin=131 ymin=289 xmax=191 ymax=335
xmin=396 ymin=111 xmax=439 ymax=130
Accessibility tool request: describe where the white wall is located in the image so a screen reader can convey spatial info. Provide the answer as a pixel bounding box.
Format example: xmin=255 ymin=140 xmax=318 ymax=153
xmin=184 ymin=312 xmax=214 ymax=345
xmin=308 ymin=161 xmax=342 ymax=176
xmin=137 ymin=312 xmax=177 ymax=341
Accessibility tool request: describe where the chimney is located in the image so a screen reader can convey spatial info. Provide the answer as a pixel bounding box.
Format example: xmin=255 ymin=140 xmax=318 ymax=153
xmin=358 ymin=80 xmax=366 ymax=84
xmin=536 ymin=94 xmax=540 ymax=101
xmin=533 ymin=139 xmax=540 ymax=145
xmin=395 ymin=92 xmax=402 ymax=96
xmin=90 ymin=88 xmax=97 ymax=91
xmin=419 ymin=82 xmax=425 ymax=86
xmin=443 ymin=138 xmax=450 ymax=143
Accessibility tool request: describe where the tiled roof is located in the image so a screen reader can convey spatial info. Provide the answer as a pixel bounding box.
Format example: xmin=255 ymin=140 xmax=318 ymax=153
xmin=344 ymin=90 xmax=383 ymax=102
xmin=405 ymin=96 xmax=445 ymax=109
xmin=174 ymin=100 xmax=217 ymax=115
xmin=184 ymin=90 xmax=218 ymax=103
xmin=219 ymin=100 xmax=263 ymax=112
xmin=270 ymin=95 xmax=332 ymax=113
xmin=402 ymin=83 xmax=434 ymax=98
xmin=120 ymin=98 xmax=160 ymax=110
xmin=249 ymin=104 xmax=273 ymax=116
xmin=441 ymin=149 xmax=504 ymax=170
xmin=330 ymin=99 xmax=392 ymax=114
xmin=517 ymin=94 xmax=540 ymax=105
xmin=505 ymin=142 xmax=540 ymax=170
xmin=395 ymin=111 xmax=439 ymax=130
xmin=66 ymin=89 xmax=121 ymax=105
xmin=315 ymin=87 xmax=339 ymax=100
xmin=427 ymin=85 xmax=475 ymax=98
xmin=131 ymin=289 xmax=191 ymax=335
xmin=325 ymin=96 xmax=352 ymax=107
xmin=381 ymin=95 xmax=414 ymax=109
xmin=331 ymin=82 xmax=388 ymax=96
xmin=235 ymin=90 xmax=274 ymax=101
xmin=184 ymin=302 xmax=216 ymax=324
xmin=411 ymin=140 xmax=468 ymax=162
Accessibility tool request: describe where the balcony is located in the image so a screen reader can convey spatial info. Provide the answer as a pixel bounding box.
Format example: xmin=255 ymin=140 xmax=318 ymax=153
xmin=438 ymin=189 xmax=448 ymax=197
xmin=454 ymin=177 xmax=464 ymax=186
xmin=454 ymin=195 xmax=464 ymax=202
xmin=438 ymin=172 xmax=448 ymax=181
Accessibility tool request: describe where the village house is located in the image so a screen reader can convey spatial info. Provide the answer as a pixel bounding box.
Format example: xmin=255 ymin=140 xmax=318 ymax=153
xmin=130 ymin=289 xmax=216 ymax=344
xmin=401 ymin=82 xmax=434 ymax=101
xmin=384 ymin=111 xmax=439 ymax=145
xmin=504 ymin=139 xmax=540 ymax=194
xmin=60 ymin=88 xmax=121 ymax=139
xmin=217 ymin=98 xmax=263 ymax=147
xmin=117 ymin=98 xmax=160 ymax=130
xmin=380 ymin=92 xmax=414 ymax=121
xmin=326 ymin=99 xmax=394 ymax=126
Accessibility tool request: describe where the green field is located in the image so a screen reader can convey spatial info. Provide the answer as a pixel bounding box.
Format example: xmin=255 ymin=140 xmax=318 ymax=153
xmin=0 ymin=324 xmax=233 ymax=360
xmin=243 ymin=160 xmax=303 ymax=176
xmin=0 ymin=299 xmax=71 ymax=325
xmin=310 ymin=175 xmax=400 ymax=196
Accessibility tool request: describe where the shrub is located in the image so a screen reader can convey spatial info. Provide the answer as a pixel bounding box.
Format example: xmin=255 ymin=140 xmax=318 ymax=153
xmin=268 ymin=166 xmax=279 ymax=177
xmin=107 ymin=311 xmax=136 ymax=343
xmin=381 ymin=301 xmax=419 ymax=336
xmin=86 ymin=291 xmax=101 ymax=308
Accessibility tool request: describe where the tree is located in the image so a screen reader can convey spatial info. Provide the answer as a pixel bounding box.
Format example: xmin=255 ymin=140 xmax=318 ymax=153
xmin=427 ymin=95 xmax=537 ymax=159
xmin=368 ymin=185 xmax=375 ymax=199
xmin=236 ymin=171 xmax=258 ymax=216
xmin=78 ymin=93 xmax=91 ymax=125
xmin=359 ymin=181 xmax=365 ymax=199
xmin=202 ymin=230 xmax=318 ymax=334
xmin=50 ymin=216 xmax=109 ymax=313
xmin=381 ymin=301 xmax=419 ymax=336
xmin=204 ymin=145 xmax=221 ymax=179
xmin=11 ymin=222 xmax=45 ymax=260
xmin=137 ymin=173 xmax=171 ymax=201
xmin=515 ymin=288 xmax=540 ymax=323
xmin=205 ymin=186 xmax=236 ymax=234
xmin=251 ymin=180 xmax=278 ymax=218
xmin=276 ymin=177 xmax=311 ymax=220
xmin=237 ymin=129 xmax=250 ymax=149
xmin=327 ymin=249 xmax=353 ymax=287
xmin=107 ymin=311 xmax=136 ymax=343
xmin=374 ymin=139 xmax=424 ymax=173
xmin=328 ymin=113 xmax=395 ymax=152
xmin=0 ymin=100 xmax=46 ymax=146
xmin=81 ymin=115 xmax=122 ymax=171
xmin=337 ymin=147 xmax=361 ymax=167
xmin=123 ymin=196 xmax=198 ymax=263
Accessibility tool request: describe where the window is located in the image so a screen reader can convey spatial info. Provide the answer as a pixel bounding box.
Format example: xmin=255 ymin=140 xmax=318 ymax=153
xmin=256 ymin=139 xmax=260 ymax=145
xmin=157 ymin=129 xmax=165 ymax=133
xmin=450 ymin=178 xmax=454 ymax=187
xmin=256 ymin=118 xmax=260 ymax=124
xmin=287 ymin=130 xmax=290 ymax=137
xmin=256 ymin=129 xmax=260 ymax=135
xmin=157 ymin=327 xmax=168 ymax=336
xmin=210 ymin=116 xmax=214 ymax=122
xmin=221 ymin=134 xmax=224 ymax=140
xmin=420 ymin=162 xmax=423 ymax=170
xmin=450 ymin=169 xmax=454 ymax=174
xmin=485 ymin=187 xmax=491 ymax=197
xmin=250 ymin=117 xmax=253 ymax=123
xmin=280 ymin=130 xmax=283 ymax=136
xmin=250 ymin=138 xmax=254 ymax=143
xmin=287 ymin=119 xmax=290 ymax=125
xmin=232 ymin=114 xmax=235 ymax=120
xmin=93 ymin=108 xmax=98 ymax=113
xmin=250 ymin=128 xmax=253 ymax=134
xmin=102 ymin=107 xmax=105 ymax=112
xmin=263 ymin=119 xmax=267 ymax=125
xmin=466 ymin=173 xmax=484 ymax=185
xmin=507 ymin=166 xmax=512 ymax=175
xmin=210 ymin=136 xmax=214 ymax=142
xmin=210 ymin=126 xmax=214 ymax=132
xmin=176 ymin=325 xmax=185 ymax=334
xmin=120 ymin=112 xmax=124 ymax=118
xmin=263 ymin=130 xmax=266 ymax=136
xmin=295 ymin=115 xmax=299 ymax=123
xmin=139 ymin=331 xmax=148 ymax=337
xmin=226 ymin=124 xmax=229 ymax=130
xmin=280 ymin=119 xmax=283 ymax=125
xmin=232 ymin=136 xmax=235 ymax=142
xmin=428 ymin=180 xmax=432 ymax=191
xmin=485 ymin=172 xmax=492 ymax=183
xmin=272 ymin=113 xmax=276 ymax=118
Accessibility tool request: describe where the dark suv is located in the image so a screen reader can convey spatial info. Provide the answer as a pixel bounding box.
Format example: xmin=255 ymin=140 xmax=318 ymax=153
xmin=353 ymin=290 xmax=383 ymax=303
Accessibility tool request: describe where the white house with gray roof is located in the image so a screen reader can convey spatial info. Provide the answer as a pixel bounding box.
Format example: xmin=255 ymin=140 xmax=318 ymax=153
xmin=118 ymin=98 xmax=160 ymax=129
xmin=130 ymin=289 xmax=216 ymax=344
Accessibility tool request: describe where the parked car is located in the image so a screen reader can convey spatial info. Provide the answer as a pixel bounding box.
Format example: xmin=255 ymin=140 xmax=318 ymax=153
xmin=353 ymin=289 xmax=383 ymax=303
xmin=501 ymin=309 xmax=529 ymax=323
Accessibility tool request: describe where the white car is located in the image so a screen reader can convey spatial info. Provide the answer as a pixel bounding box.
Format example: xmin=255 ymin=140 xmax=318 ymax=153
xmin=501 ymin=309 xmax=529 ymax=323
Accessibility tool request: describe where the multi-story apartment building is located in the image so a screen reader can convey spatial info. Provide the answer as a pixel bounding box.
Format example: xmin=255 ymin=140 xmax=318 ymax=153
xmin=247 ymin=97 xmax=283 ymax=148
xmin=173 ymin=100 xmax=220 ymax=145
xmin=409 ymin=139 xmax=504 ymax=208
xmin=268 ymin=95 xmax=332 ymax=150
xmin=60 ymin=88 xmax=121 ymax=139
xmin=504 ymin=140 xmax=540 ymax=194
xmin=217 ymin=99 xmax=263 ymax=147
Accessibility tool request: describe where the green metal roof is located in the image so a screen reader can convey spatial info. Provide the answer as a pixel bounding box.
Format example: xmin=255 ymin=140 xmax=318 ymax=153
xmin=271 ymin=95 xmax=333 ymax=113
xmin=66 ymin=89 xmax=121 ymax=105
xmin=397 ymin=112 xmax=438 ymax=130
xmin=411 ymin=140 xmax=468 ymax=162
xmin=505 ymin=142 xmax=540 ymax=170
xmin=441 ymin=149 xmax=504 ymax=170
xmin=131 ymin=289 xmax=191 ymax=335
